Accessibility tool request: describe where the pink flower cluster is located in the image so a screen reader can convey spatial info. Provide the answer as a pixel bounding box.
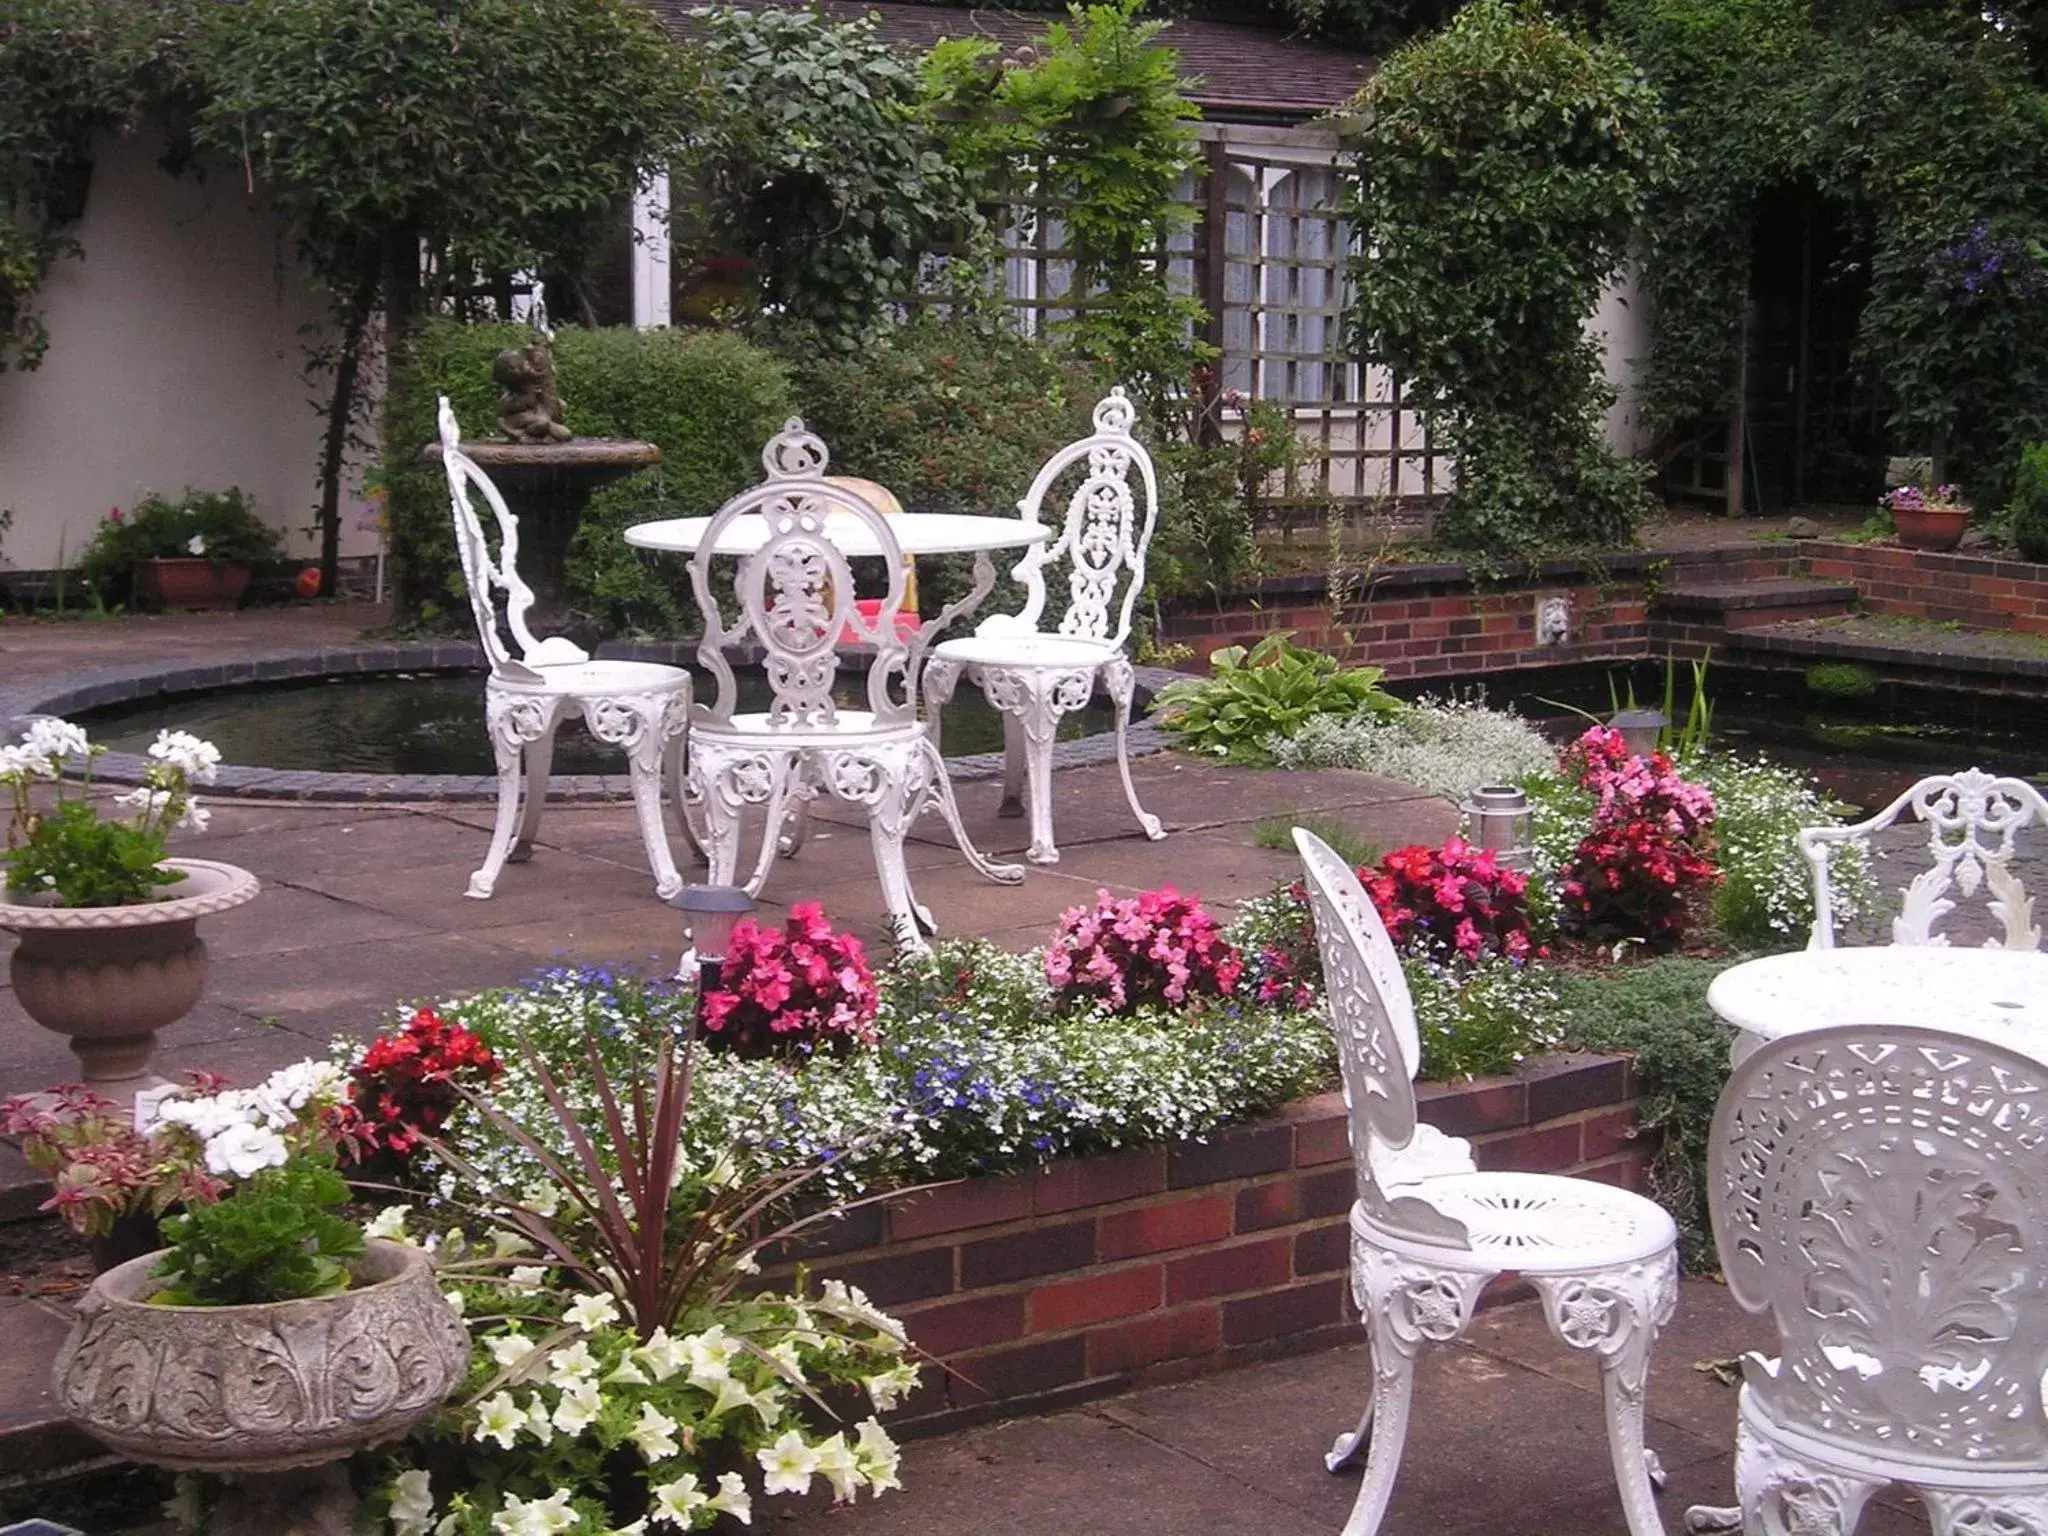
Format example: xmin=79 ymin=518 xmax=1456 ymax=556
xmin=1045 ymin=885 xmax=1244 ymax=1014
xmin=1364 ymin=837 xmax=1542 ymax=962
xmin=1557 ymin=726 xmax=1719 ymax=944
xmin=701 ymin=901 xmax=880 ymax=1057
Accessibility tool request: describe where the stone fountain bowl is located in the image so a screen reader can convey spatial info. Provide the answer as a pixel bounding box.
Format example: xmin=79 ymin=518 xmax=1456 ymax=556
xmin=52 ymin=1238 xmax=470 ymax=1472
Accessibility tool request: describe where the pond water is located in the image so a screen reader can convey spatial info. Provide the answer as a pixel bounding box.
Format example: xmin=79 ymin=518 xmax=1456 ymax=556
xmin=1416 ymin=660 xmax=2048 ymax=812
xmin=84 ymin=671 xmax=1116 ymax=777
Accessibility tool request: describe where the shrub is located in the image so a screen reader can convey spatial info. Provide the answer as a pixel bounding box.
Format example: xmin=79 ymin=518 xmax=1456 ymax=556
xmin=1151 ymin=633 xmax=1403 ymax=764
xmin=1044 ymin=886 xmax=1243 ymax=1015
xmin=2010 ymin=441 xmax=2048 ymax=563
xmin=1364 ymin=837 xmax=1543 ymax=962
xmin=701 ymin=904 xmax=881 ymax=1059
xmin=1555 ymin=726 xmax=1718 ymax=946
xmin=382 ymin=320 xmax=792 ymax=631
xmin=73 ymin=488 xmax=282 ymax=607
xmin=1270 ymin=695 xmax=1559 ymax=800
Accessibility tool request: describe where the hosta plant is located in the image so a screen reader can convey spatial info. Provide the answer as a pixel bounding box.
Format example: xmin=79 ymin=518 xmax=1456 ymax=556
xmin=1151 ymin=633 xmax=1402 ymax=764
xmin=1044 ymin=885 xmax=1244 ymax=1014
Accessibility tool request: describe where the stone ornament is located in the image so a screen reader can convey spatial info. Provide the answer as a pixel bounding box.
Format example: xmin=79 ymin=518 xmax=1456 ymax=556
xmin=1294 ymin=827 xmax=1681 ymax=1536
xmin=54 ymin=1238 xmax=468 ymax=1472
xmin=1685 ymin=1027 xmax=2048 ymax=1536
xmin=1800 ymin=767 xmax=2048 ymax=950
xmin=493 ymin=342 xmax=572 ymax=443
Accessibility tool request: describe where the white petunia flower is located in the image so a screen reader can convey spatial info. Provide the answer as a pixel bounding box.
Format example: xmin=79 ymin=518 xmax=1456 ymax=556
xmin=363 ymin=1204 xmax=411 ymax=1241
xmin=756 ymin=1429 xmax=821 ymax=1496
xmin=550 ymin=1379 xmax=602 ymax=1436
xmin=706 ymin=1472 xmax=752 ymax=1526
xmin=487 ymin=1333 xmax=535 ymax=1371
xmin=389 ymin=1468 xmax=436 ymax=1536
xmin=508 ymin=1264 xmax=546 ymax=1292
xmin=563 ymin=1292 xmax=619 ymax=1331
xmin=863 ymin=1361 xmax=920 ymax=1412
xmin=650 ymin=1473 xmax=708 ymax=1526
xmin=442 ymin=1289 xmax=465 ymax=1317
xmin=681 ymin=1325 xmax=739 ymax=1390
xmin=520 ymin=1180 xmax=562 ymax=1219
xmin=812 ymin=1432 xmax=864 ymax=1502
xmin=546 ymin=1339 xmax=598 ymax=1386
xmin=472 ymin=1392 xmax=524 ymax=1450
xmin=490 ymin=1488 xmax=578 ymax=1536
xmin=626 ymin=1402 xmax=680 ymax=1463
xmin=604 ymin=1355 xmax=649 ymax=1386
xmin=853 ymin=1418 xmax=902 ymax=1495
xmin=635 ymin=1327 xmax=687 ymax=1383
xmin=524 ymin=1395 xmax=555 ymax=1446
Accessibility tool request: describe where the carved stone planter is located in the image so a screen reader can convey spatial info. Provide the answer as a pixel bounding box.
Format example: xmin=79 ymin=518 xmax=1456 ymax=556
xmin=0 ymin=858 xmax=260 ymax=1084
xmin=54 ymin=1238 xmax=469 ymax=1535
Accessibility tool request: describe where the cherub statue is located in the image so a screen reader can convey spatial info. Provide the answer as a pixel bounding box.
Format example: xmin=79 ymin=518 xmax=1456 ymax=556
xmin=493 ymin=342 xmax=573 ymax=443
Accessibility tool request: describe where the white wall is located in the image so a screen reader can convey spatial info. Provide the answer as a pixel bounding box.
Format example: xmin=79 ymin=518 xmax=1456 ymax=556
xmin=0 ymin=127 xmax=376 ymax=573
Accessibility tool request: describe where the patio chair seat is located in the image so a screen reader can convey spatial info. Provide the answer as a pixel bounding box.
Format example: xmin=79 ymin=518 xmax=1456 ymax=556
xmin=691 ymin=711 xmax=920 ymax=747
xmin=931 ymin=631 xmax=1120 ymax=670
xmin=499 ymin=658 xmax=694 ymax=695
xmin=1364 ymin=1170 xmax=1677 ymax=1274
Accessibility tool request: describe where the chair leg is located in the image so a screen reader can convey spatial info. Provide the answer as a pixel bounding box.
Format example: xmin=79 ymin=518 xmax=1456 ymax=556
xmin=1325 ymin=1401 xmax=1375 ymax=1473
xmin=470 ymin=693 xmax=557 ymax=899
xmin=1103 ymin=655 xmax=1164 ymax=842
xmin=625 ymin=722 xmax=684 ymax=900
xmin=1344 ymin=1325 xmax=1419 ymax=1536
xmin=999 ymin=712 xmax=1026 ymax=819
xmin=1922 ymin=1489 xmax=2048 ymax=1536
xmin=667 ymin=730 xmax=705 ymax=865
xmin=1707 ymin=1417 xmax=1877 ymax=1536
xmin=510 ymin=728 xmax=555 ymax=863
xmin=917 ymin=737 xmax=1025 ymax=889
xmin=1533 ymin=1251 xmax=1679 ymax=1536
xmin=859 ymin=760 xmax=927 ymax=955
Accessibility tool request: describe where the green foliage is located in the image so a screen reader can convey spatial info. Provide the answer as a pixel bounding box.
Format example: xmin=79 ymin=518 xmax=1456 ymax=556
xmin=1340 ymin=0 xmax=1665 ymax=551
xmin=4 ymin=801 xmax=180 ymax=908
xmin=1804 ymin=660 xmax=1879 ymax=699
xmin=1151 ymin=633 xmax=1403 ymax=763
xmin=1555 ymin=957 xmax=1730 ymax=1267
xmin=1253 ymin=813 xmax=1380 ymax=868
xmin=1409 ymin=953 xmax=1567 ymax=1082
xmin=1147 ymin=394 xmax=1302 ymax=599
xmin=693 ymin=6 xmax=975 ymax=351
xmin=152 ymin=1159 xmax=364 ymax=1306
xmin=2008 ymin=442 xmax=2048 ymax=563
xmin=383 ymin=321 xmax=791 ymax=628
xmin=72 ymin=488 xmax=281 ymax=607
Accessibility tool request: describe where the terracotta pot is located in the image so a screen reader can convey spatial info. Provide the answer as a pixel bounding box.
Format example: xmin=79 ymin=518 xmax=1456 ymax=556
xmin=54 ymin=1238 xmax=469 ymax=1535
xmin=1891 ymin=505 xmax=1971 ymax=552
xmin=0 ymin=859 xmax=260 ymax=1083
xmin=136 ymin=557 xmax=251 ymax=611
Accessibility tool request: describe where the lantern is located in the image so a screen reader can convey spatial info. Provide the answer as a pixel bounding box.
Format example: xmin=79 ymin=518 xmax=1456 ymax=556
xmin=1608 ymin=708 xmax=1669 ymax=759
xmin=1460 ymin=784 xmax=1535 ymax=872
xmin=670 ymin=884 xmax=756 ymax=1001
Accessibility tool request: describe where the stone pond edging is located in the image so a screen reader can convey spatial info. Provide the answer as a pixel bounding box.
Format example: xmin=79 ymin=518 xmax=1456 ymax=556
xmin=760 ymin=1052 xmax=1647 ymax=1437
xmin=0 ymin=643 xmax=1183 ymax=802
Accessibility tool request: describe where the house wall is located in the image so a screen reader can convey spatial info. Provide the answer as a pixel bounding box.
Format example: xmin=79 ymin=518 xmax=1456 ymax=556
xmin=0 ymin=128 xmax=377 ymax=575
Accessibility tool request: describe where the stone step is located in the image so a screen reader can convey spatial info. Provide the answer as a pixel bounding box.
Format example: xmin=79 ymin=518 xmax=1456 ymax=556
xmin=1653 ymin=577 xmax=1860 ymax=630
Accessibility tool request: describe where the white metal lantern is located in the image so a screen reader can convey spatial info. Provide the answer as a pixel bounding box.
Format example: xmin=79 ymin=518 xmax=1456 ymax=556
xmin=1460 ymin=784 xmax=1534 ymax=871
xmin=670 ymin=883 xmax=756 ymax=991
xmin=1609 ymin=707 xmax=1668 ymax=759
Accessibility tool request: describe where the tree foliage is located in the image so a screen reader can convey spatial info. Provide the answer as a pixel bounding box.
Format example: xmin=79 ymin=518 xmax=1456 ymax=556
xmin=1341 ymin=0 xmax=1667 ymax=551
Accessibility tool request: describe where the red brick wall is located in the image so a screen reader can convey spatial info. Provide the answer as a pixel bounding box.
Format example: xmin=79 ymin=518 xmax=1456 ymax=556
xmin=761 ymin=1053 xmax=1645 ymax=1435
xmin=1798 ymin=541 xmax=2048 ymax=635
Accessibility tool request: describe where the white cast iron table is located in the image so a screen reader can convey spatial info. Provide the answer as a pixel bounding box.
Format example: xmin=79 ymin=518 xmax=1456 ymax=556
xmin=1709 ymin=945 xmax=2048 ymax=1063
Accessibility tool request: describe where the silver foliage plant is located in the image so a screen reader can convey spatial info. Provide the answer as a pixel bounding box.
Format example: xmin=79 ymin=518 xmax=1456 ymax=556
xmin=1268 ymin=695 xmax=1559 ymax=800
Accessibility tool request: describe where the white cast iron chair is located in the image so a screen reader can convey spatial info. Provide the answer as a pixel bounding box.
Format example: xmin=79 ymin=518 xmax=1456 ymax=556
xmin=1294 ymin=827 xmax=1681 ymax=1536
xmin=686 ymin=418 xmax=1024 ymax=952
xmin=1801 ymin=768 xmax=2048 ymax=949
xmin=436 ymin=397 xmax=693 ymax=900
xmin=923 ymin=387 xmax=1166 ymax=864
xmin=1683 ymin=1025 xmax=2048 ymax=1536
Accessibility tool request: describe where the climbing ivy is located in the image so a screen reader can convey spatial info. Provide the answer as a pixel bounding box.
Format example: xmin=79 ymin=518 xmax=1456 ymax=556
xmin=1340 ymin=0 xmax=1668 ymax=552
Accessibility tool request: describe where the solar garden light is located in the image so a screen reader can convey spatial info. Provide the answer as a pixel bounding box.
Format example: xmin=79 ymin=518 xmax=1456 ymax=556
xmin=1460 ymin=784 xmax=1535 ymax=872
xmin=670 ymin=884 xmax=756 ymax=1003
xmin=1609 ymin=707 xmax=1669 ymax=759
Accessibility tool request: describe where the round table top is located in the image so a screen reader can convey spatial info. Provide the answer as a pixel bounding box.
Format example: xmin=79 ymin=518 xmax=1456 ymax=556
xmin=1708 ymin=945 xmax=2048 ymax=1051
xmin=623 ymin=511 xmax=1048 ymax=559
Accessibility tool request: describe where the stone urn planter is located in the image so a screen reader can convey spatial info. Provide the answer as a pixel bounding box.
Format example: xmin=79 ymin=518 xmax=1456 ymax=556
xmin=1891 ymin=503 xmax=1972 ymax=551
xmin=137 ymin=557 xmax=253 ymax=611
xmin=53 ymin=1238 xmax=470 ymax=1535
xmin=0 ymin=858 xmax=259 ymax=1085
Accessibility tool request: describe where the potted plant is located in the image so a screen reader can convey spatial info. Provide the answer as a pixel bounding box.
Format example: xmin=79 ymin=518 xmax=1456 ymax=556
xmin=53 ymin=1069 xmax=469 ymax=1536
xmin=74 ymin=488 xmax=282 ymax=610
xmin=1881 ymin=480 xmax=1972 ymax=551
xmin=0 ymin=719 xmax=259 ymax=1088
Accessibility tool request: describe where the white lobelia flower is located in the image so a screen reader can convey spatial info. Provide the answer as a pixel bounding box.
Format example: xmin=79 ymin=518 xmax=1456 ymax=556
xmin=650 ymin=1473 xmax=708 ymax=1526
xmin=811 ymin=1432 xmax=864 ymax=1502
xmin=706 ymin=1472 xmax=752 ymax=1526
xmin=491 ymin=1489 xmax=579 ymax=1536
xmin=563 ymin=1292 xmax=619 ymax=1331
xmin=363 ymin=1204 xmax=411 ymax=1241
xmin=627 ymin=1401 xmax=680 ymax=1463
xmin=389 ymin=1468 xmax=437 ymax=1536
xmin=853 ymin=1418 xmax=902 ymax=1495
xmin=757 ymin=1429 xmax=822 ymax=1497
xmin=473 ymin=1392 xmax=524 ymax=1450
xmin=202 ymin=1121 xmax=288 ymax=1179
xmin=546 ymin=1339 xmax=598 ymax=1386
xmin=148 ymin=728 xmax=221 ymax=782
xmin=550 ymin=1379 xmax=603 ymax=1436
xmin=487 ymin=1332 xmax=536 ymax=1371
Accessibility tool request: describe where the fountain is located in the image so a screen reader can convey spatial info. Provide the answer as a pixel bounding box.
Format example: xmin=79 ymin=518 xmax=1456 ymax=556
xmin=422 ymin=330 xmax=660 ymax=647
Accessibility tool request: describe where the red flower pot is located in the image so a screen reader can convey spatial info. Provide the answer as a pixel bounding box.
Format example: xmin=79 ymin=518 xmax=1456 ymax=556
xmin=1891 ymin=506 xmax=1971 ymax=552
xmin=136 ymin=557 xmax=251 ymax=610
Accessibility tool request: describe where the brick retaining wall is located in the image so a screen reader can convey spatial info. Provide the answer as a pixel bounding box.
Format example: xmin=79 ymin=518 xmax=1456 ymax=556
xmin=762 ymin=1053 xmax=1645 ymax=1434
xmin=1799 ymin=541 xmax=2048 ymax=635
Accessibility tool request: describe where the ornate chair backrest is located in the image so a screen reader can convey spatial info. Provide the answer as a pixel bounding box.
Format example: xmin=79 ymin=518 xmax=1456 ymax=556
xmin=436 ymin=396 xmax=544 ymax=672
xmin=1710 ymin=1024 xmax=2048 ymax=1470
xmin=1800 ymin=769 xmax=2048 ymax=950
xmin=1005 ymin=387 xmax=1159 ymax=647
xmin=1295 ymin=828 xmax=1471 ymax=1247
xmin=689 ymin=419 xmax=913 ymax=731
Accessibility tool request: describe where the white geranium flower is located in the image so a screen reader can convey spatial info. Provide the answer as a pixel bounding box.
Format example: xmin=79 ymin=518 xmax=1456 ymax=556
xmin=812 ymin=1432 xmax=864 ymax=1502
xmin=24 ymin=718 xmax=89 ymax=764
xmin=363 ymin=1204 xmax=411 ymax=1241
xmin=563 ymin=1293 xmax=619 ymax=1331
xmin=389 ymin=1468 xmax=436 ymax=1536
xmin=491 ymin=1489 xmax=578 ymax=1536
xmin=473 ymin=1392 xmax=524 ymax=1450
xmin=186 ymin=534 xmax=207 ymax=556
xmin=202 ymin=1121 xmax=287 ymax=1179
xmin=650 ymin=1473 xmax=708 ymax=1526
xmin=757 ymin=1429 xmax=821 ymax=1496
xmin=148 ymin=728 xmax=222 ymax=783
xmin=116 ymin=786 xmax=173 ymax=816
xmin=550 ymin=1379 xmax=602 ymax=1436
xmin=626 ymin=1402 xmax=680 ymax=1463
xmin=0 ymin=745 xmax=35 ymax=784
xmin=853 ymin=1418 xmax=902 ymax=1495
xmin=706 ymin=1472 xmax=752 ymax=1526
xmin=178 ymin=800 xmax=211 ymax=832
